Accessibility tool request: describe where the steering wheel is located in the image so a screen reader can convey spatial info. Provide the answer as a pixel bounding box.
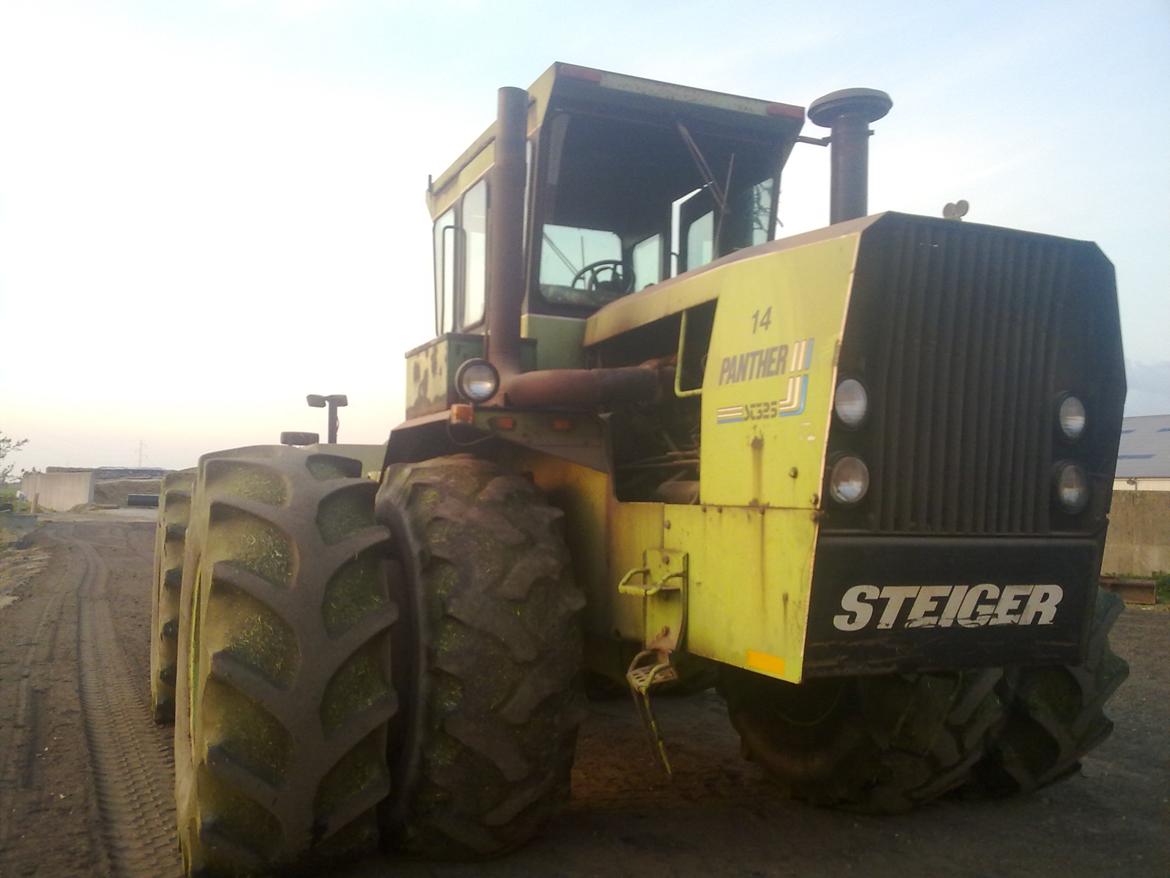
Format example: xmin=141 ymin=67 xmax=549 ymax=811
xmin=570 ymin=259 xmax=631 ymax=293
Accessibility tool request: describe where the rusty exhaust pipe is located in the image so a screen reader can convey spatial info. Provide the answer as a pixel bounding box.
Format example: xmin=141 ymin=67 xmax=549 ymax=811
xmin=504 ymin=364 xmax=663 ymax=409
xmin=808 ymin=88 xmax=892 ymax=224
xmin=486 ymin=86 xmax=528 ymax=380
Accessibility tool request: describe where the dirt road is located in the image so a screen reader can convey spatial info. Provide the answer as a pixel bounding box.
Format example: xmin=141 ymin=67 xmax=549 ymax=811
xmin=1 ymin=514 xmax=1167 ymax=877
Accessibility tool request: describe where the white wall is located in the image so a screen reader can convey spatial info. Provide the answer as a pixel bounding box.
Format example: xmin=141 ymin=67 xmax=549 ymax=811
xmin=20 ymin=471 xmax=95 ymax=511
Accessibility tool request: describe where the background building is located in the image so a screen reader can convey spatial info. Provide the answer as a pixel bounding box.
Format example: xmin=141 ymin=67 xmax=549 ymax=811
xmin=1112 ymin=414 xmax=1170 ymax=491
xmin=1103 ymin=414 xmax=1170 ymax=576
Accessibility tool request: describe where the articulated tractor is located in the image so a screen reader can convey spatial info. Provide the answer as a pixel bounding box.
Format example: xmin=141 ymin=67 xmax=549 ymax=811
xmin=150 ymin=63 xmax=1128 ymax=876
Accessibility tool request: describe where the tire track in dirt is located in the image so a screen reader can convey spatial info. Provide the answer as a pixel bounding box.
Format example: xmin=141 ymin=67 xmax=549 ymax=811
xmin=0 ymin=572 xmax=67 ymax=849
xmin=71 ymin=531 xmax=182 ymax=877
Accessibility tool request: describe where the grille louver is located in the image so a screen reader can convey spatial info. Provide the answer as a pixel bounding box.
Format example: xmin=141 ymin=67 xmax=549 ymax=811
xmin=863 ymin=222 xmax=1075 ymax=534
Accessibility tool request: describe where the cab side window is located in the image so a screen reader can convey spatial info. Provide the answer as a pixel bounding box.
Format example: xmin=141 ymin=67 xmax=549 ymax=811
xmin=632 ymin=234 xmax=662 ymax=290
xmin=461 ymin=180 xmax=488 ymax=327
xmin=431 ymin=179 xmax=490 ymax=336
xmin=685 ymin=211 xmax=714 ymax=272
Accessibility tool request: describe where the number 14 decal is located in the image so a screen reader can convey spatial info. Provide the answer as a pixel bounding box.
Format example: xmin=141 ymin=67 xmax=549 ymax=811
xmin=751 ymin=306 xmax=772 ymax=333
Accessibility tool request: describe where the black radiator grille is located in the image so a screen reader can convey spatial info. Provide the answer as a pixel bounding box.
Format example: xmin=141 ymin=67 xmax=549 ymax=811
xmin=863 ymin=223 xmax=1074 ymax=535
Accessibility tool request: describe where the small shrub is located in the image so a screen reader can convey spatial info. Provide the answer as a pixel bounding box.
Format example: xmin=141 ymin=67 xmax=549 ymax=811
xmin=1156 ymin=573 xmax=1170 ymax=605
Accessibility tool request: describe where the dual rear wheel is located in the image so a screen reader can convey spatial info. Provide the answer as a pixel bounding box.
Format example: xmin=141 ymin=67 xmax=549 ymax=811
xmin=160 ymin=448 xmax=583 ymax=876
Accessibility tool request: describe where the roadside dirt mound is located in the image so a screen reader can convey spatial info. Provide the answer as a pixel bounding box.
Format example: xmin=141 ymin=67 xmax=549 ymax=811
xmin=0 ymin=530 xmax=50 ymax=608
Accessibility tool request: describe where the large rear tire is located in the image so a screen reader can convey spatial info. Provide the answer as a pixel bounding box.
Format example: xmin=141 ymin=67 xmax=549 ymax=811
xmin=375 ymin=455 xmax=585 ymax=858
xmin=151 ymin=469 xmax=195 ymax=723
xmin=719 ymin=668 xmax=1006 ymax=813
xmin=173 ymin=446 xmax=397 ymax=876
xmin=972 ymin=589 xmax=1129 ymax=795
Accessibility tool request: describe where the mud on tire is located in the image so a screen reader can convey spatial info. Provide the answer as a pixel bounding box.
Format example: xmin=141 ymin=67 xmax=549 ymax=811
xmin=375 ymin=455 xmax=585 ymax=858
xmin=973 ymin=589 xmax=1129 ymax=795
xmin=173 ymin=446 xmax=397 ymax=876
xmin=150 ymin=468 xmax=195 ymax=723
xmin=719 ymin=667 xmax=1006 ymax=813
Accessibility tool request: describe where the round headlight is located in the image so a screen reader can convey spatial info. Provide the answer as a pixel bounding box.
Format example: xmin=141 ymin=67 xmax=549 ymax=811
xmin=454 ymin=358 xmax=500 ymax=403
xmin=829 ymin=456 xmax=870 ymax=505
xmin=1053 ymin=462 xmax=1089 ymax=514
xmin=1058 ymin=395 xmax=1086 ymax=440
xmin=834 ymin=378 xmax=868 ymax=428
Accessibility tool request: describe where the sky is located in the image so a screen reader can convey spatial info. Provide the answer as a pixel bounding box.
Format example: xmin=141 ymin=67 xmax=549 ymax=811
xmin=1 ymin=0 xmax=1168 ymax=473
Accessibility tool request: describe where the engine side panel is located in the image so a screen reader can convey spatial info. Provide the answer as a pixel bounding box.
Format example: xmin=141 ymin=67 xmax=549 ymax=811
xmin=699 ymin=233 xmax=858 ymax=508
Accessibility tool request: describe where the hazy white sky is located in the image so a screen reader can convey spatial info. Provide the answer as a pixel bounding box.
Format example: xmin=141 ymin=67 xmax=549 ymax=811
xmin=2 ymin=0 xmax=1168 ymax=472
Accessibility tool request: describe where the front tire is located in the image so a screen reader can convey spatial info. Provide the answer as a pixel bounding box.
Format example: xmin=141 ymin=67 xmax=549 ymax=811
xmin=376 ymin=455 xmax=585 ymax=858
xmin=719 ymin=668 xmax=1006 ymax=813
xmin=173 ymin=446 xmax=396 ymax=876
xmin=972 ymin=589 xmax=1129 ymax=795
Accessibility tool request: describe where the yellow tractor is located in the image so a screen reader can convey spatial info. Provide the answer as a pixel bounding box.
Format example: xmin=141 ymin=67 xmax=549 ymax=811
xmin=151 ymin=63 xmax=1129 ymax=876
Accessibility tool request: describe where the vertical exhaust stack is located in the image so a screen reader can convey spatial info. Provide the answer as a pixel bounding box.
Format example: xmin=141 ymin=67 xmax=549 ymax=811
xmin=808 ymin=88 xmax=893 ymax=224
xmin=486 ymin=86 xmax=528 ymax=380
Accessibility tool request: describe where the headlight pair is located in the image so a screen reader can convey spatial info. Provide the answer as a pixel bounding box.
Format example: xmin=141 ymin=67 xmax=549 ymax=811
xmin=1054 ymin=395 xmax=1089 ymax=514
xmin=829 ymin=378 xmax=871 ymax=505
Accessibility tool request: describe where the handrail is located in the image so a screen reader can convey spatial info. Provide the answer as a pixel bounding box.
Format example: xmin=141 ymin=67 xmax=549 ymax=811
xmin=674 ymin=309 xmax=704 ymax=398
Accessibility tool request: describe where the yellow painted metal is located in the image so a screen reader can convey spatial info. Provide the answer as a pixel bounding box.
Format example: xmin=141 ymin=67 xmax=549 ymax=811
xmin=509 ymin=233 xmax=861 ymax=684
xmin=584 ymin=218 xmax=874 ymax=346
xmin=617 ymin=566 xmax=653 ymax=593
xmin=663 ymin=504 xmax=813 ymax=682
xmin=645 ymin=550 xmax=687 ymax=651
xmin=513 ymin=459 xmax=818 ymax=681
xmin=521 ymin=313 xmax=588 ymax=369
xmin=512 ymin=453 xmax=646 ymax=647
xmin=619 ymin=549 xmax=687 ymax=650
xmin=617 ymin=555 xmax=684 ymax=597
xmin=603 ymin=501 xmax=663 ymax=643
xmin=673 ymin=310 xmax=703 ymax=398
xmin=699 ymin=234 xmax=858 ymax=509
xmin=426 ymin=66 xmax=556 ymax=220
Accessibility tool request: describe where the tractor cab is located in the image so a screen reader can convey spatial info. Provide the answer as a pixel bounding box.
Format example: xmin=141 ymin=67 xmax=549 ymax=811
xmin=422 ymin=64 xmax=805 ymax=347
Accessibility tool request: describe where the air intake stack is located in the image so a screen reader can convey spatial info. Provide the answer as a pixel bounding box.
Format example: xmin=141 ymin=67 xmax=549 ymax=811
xmin=808 ymin=88 xmax=893 ymax=224
xmin=486 ymin=86 xmax=528 ymax=380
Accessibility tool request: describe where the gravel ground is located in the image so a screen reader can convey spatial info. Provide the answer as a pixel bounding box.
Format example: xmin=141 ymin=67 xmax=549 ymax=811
xmin=0 ymin=512 xmax=1166 ymax=878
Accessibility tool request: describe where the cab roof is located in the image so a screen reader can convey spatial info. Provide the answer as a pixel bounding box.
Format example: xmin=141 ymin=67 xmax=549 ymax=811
xmin=425 ymin=62 xmax=806 ymax=220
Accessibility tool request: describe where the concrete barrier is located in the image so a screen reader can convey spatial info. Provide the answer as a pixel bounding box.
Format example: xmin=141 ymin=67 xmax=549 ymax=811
xmin=1102 ymin=490 xmax=1170 ymax=577
xmin=20 ymin=471 xmax=96 ymax=512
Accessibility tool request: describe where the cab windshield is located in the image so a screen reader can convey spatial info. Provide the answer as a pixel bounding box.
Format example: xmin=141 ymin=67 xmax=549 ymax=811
xmin=534 ymin=109 xmax=779 ymax=312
